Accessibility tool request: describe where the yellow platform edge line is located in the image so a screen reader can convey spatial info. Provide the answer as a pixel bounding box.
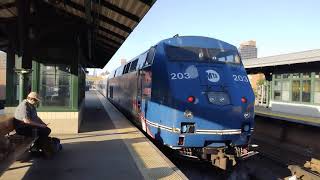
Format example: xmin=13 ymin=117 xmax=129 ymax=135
xmin=96 ymin=91 xmax=188 ymax=180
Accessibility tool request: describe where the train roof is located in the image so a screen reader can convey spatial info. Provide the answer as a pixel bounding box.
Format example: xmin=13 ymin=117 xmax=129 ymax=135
xmin=110 ymin=36 xmax=238 ymax=77
xmin=156 ymin=36 xmax=237 ymax=50
xmin=124 ymin=36 xmax=237 ymax=65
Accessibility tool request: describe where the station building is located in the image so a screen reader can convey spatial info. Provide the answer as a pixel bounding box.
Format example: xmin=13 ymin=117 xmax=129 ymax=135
xmin=244 ymin=49 xmax=320 ymax=118
xmin=2 ymin=46 xmax=89 ymax=134
xmin=0 ymin=0 xmax=155 ymax=133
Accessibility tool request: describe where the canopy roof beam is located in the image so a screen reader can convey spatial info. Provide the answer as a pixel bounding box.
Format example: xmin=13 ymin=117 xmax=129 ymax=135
xmin=63 ymin=0 xmax=132 ymax=33
xmin=93 ymin=0 xmax=140 ymax=22
xmin=0 ymin=2 xmax=15 ymax=10
xmin=139 ymin=0 xmax=156 ymax=6
xmin=96 ymin=34 xmax=121 ymax=46
xmin=98 ymin=26 xmax=125 ymax=41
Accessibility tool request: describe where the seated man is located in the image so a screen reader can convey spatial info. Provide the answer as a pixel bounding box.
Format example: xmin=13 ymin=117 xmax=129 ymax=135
xmin=14 ymin=92 xmax=52 ymax=156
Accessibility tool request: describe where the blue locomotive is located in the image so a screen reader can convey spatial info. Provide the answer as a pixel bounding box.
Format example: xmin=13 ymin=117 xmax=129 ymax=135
xmin=105 ymin=36 xmax=256 ymax=170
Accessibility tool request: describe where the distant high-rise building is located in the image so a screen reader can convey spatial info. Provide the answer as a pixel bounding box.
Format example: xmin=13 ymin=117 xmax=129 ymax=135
xmin=239 ymin=40 xmax=257 ymax=60
xmin=120 ymin=59 xmax=127 ymax=65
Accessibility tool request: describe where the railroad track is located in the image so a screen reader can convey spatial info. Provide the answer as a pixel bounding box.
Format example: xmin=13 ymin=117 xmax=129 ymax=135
xmin=253 ymin=138 xmax=320 ymax=180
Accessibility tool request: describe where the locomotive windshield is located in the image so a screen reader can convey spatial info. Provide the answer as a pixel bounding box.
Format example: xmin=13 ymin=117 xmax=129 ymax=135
xmin=164 ymin=44 xmax=241 ymax=64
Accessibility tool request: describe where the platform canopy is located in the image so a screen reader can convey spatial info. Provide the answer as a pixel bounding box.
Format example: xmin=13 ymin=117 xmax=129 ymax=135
xmin=0 ymin=0 xmax=155 ymax=68
xmin=243 ymin=49 xmax=320 ymax=75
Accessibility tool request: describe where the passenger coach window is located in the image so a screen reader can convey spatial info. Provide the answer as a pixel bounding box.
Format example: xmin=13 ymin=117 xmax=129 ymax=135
xmin=123 ymin=63 xmax=131 ymax=74
xmin=116 ymin=66 xmax=124 ymax=76
xmin=144 ymin=47 xmax=156 ymax=66
xmin=129 ymin=59 xmax=138 ymax=72
xmin=123 ymin=65 xmax=127 ymax=74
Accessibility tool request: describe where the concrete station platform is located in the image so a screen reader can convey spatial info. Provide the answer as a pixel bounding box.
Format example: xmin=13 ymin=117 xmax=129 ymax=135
xmin=0 ymin=91 xmax=186 ymax=180
xmin=255 ymin=106 xmax=320 ymax=127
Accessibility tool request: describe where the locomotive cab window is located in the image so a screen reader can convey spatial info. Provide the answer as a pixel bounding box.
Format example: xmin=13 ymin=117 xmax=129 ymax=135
xmin=164 ymin=44 xmax=241 ymax=64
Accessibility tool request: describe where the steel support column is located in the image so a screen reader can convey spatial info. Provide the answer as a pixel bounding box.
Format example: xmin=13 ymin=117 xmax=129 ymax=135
xmin=16 ymin=0 xmax=32 ymax=102
xmin=264 ymin=72 xmax=273 ymax=107
xmin=85 ymin=0 xmax=92 ymax=61
xmin=5 ymin=31 xmax=16 ymax=106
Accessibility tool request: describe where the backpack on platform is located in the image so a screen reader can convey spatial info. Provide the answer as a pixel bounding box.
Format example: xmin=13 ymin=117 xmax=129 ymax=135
xmin=32 ymin=137 xmax=62 ymax=158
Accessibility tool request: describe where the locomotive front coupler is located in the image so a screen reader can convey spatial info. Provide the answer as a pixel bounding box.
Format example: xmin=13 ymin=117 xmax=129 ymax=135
xmin=237 ymin=144 xmax=259 ymax=160
xmin=202 ymin=144 xmax=259 ymax=170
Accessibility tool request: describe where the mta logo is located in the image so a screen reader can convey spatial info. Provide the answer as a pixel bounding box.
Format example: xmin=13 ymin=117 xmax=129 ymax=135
xmin=206 ymin=70 xmax=220 ymax=82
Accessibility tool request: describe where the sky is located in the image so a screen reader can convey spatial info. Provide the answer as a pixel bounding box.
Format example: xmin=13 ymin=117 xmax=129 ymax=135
xmin=94 ymin=0 xmax=320 ymax=74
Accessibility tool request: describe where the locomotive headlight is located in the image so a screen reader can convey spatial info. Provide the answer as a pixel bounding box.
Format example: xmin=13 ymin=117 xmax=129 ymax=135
xmin=207 ymin=92 xmax=230 ymax=105
xmin=181 ymin=125 xmax=187 ymax=133
xmin=181 ymin=123 xmax=195 ymax=134
xmin=242 ymin=124 xmax=250 ymax=132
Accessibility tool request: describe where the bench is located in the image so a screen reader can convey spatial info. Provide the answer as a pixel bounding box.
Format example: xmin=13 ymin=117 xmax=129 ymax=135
xmin=0 ymin=115 xmax=38 ymax=175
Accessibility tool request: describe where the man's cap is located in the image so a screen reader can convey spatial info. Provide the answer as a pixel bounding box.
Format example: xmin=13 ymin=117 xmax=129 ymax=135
xmin=27 ymin=92 xmax=41 ymax=101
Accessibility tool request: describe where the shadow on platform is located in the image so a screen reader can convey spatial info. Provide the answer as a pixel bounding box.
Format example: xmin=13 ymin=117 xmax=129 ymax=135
xmin=0 ymin=91 xmax=182 ymax=180
xmin=79 ymin=92 xmax=115 ymax=133
xmin=3 ymin=136 xmax=178 ymax=180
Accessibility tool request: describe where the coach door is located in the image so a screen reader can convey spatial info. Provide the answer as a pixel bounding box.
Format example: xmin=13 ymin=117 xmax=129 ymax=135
xmin=140 ymin=69 xmax=152 ymax=113
xmin=137 ymin=71 xmax=142 ymax=114
xmin=137 ymin=48 xmax=155 ymax=131
xmin=137 ymin=68 xmax=152 ymax=132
